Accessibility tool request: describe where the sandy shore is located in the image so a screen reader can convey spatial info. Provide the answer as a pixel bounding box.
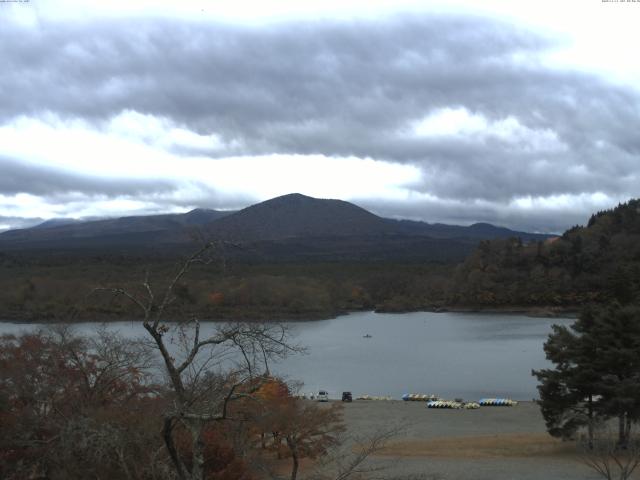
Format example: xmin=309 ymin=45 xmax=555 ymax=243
xmin=335 ymin=400 xmax=604 ymax=480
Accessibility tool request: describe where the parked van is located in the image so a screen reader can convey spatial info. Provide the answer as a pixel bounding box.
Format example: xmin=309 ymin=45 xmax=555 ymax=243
xmin=317 ymin=390 xmax=329 ymax=402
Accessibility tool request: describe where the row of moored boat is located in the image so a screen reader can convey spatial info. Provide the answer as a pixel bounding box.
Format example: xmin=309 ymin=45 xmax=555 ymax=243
xmin=402 ymin=393 xmax=518 ymax=409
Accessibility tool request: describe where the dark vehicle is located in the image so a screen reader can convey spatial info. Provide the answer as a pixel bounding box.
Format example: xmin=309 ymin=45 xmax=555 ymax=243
xmin=341 ymin=391 xmax=353 ymax=402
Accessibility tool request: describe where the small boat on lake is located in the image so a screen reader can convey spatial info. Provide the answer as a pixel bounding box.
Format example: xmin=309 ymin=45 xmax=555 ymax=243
xmin=363 ymin=334 xmax=372 ymax=338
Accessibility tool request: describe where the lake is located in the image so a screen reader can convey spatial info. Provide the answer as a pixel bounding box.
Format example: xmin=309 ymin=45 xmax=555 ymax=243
xmin=0 ymin=311 xmax=572 ymax=401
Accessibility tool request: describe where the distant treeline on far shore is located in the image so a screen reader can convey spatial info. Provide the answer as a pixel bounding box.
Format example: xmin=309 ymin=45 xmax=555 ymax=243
xmin=1 ymin=199 xmax=639 ymax=322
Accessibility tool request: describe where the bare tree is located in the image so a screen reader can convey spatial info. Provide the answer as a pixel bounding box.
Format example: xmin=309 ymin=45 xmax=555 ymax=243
xmin=307 ymin=425 xmax=412 ymax=480
xmin=580 ymin=429 xmax=640 ymax=480
xmin=95 ymin=242 xmax=301 ymax=480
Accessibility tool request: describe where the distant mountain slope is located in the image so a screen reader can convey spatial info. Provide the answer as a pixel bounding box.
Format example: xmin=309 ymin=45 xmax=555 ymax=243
xmin=205 ymin=193 xmax=394 ymax=241
xmin=205 ymin=192 xmax=551 ymax=244
xmin=387 ymin=219 xmax=550 ymax=242
xmin=0 ymin=194 xmax=553 ymax=262
xmin=0 ymin=208 xmax=234 ymax=245
xmin=450 ymin=199 xmax=640 ymax=307
xmin=32 ymin=218 xmax=85 ymax=229
xmin=230 ymin=234 xmax=478 ymax=263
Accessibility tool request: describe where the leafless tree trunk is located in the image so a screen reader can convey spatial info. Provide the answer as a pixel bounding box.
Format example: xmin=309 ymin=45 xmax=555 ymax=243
xmin=286 ymin=435 xmax=300 ymax=480
xmin=587 ymin=393 xmax=595 ymax=450
xmin=95 ymin=242 xmax=300 ymax=480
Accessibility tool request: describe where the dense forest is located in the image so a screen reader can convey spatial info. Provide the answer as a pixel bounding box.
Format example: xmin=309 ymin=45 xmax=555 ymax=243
xmin=450 ymin=199 xmax=640 ymax=309
xmin=0 ymin=255 xmax=453 ymax=322
xmin=1 ymin=200 xmax=639 ymax=322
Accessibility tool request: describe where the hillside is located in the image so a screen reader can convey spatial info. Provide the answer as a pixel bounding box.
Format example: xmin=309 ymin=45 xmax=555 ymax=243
xmin=388 ymin=219 xmax=550 ymax=242
xmin=0 ymin=193 xmax=560 ymax=321
xmin=205 ymin=193 xmax=392 ymax=241
xmin=0 ymin=208 xmax=233 ymax=248
xmin=0 ymin=194 xmax=552 ymax=262
xmin=449 ymin=199 xmax=640 ymax=308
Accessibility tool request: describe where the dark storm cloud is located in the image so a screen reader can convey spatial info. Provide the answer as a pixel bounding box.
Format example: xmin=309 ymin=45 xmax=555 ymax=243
xmin=0 ymin=157 xmax=177 ymax=197
xmin=2 ymin=14 xmax=640 ymax=231
xmin=0 ymin=16 xmax=554 ymax=137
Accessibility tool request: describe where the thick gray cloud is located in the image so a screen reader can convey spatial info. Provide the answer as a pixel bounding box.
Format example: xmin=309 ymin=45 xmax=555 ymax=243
xmin=0 ymin=157 xmax=252 ymax=229
xmin=0 ymin=156 xmax=177 ymax=197
xmin=1 ymin=14 xmax=639 ymax=231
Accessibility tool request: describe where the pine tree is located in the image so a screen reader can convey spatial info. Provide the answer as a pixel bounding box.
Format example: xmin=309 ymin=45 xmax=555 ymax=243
xmin=534 ymin=312 xmax=600 ymax=446
xmin=589 ymin=304 xmax=640 ymax=447
xmin=534 ymin=304 xmax=640 ymax=448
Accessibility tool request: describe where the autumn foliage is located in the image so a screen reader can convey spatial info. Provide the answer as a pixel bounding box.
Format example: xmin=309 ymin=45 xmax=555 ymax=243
xmin=0 ymin=329 xmax=347 ymax=480
xmin=0 ymin=329 xmax=263 ymax=480
xmin=0 ymin=328 xmax=166 ymax=479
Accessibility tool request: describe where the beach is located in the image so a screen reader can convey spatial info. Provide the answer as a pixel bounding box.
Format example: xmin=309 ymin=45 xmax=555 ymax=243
xmin=336 ymin=400 xmax=603 ymax=480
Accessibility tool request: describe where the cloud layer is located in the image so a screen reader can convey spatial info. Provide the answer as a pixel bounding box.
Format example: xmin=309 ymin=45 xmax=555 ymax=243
xmin=1 ymin=14 xmax=639 ymax=232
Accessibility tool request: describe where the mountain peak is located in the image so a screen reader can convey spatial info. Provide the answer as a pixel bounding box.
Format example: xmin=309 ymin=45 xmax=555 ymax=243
xmin=259 ymin=193 xmax=318 ymax=205
xmin=275 ymin=193 xmax=310 ymax=199
xmin=207 ymin=194 xmax=388 ymax=241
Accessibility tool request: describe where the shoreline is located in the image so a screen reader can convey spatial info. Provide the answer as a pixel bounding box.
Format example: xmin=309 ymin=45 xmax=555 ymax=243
xmin=421 ymin=305 xmax=578 ymax=318
xmin=337 ymin=400 xmax=591 ymax=480
xmin=0 ymin=305 xmax=578 ymax=324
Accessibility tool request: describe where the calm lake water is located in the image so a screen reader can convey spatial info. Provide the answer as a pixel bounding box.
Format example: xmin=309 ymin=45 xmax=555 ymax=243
xmin=0 ymin=311 xmax=572 ymax=401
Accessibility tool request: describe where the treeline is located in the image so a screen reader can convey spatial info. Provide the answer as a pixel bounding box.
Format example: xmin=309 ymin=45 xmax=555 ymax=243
xmin=0 ymin=257 xmax=453 ymax=322
xmin=3 ymin=199 xmax=640 ymax=321
xmin=450 ymin=199 xmax=640 ymax=309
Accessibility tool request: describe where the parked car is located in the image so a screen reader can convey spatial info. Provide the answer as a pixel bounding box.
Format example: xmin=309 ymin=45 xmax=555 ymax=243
xmin=341 ymin=391 xmax=353 ymax=402
xmin=317 ymin=390 xmax=329 ymax=402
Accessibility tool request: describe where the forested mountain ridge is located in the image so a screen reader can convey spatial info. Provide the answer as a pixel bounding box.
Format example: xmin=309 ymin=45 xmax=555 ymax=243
xmin=205 ymin=193 xmax=393 ymax=240
xmin=0 ymin=193 xmax=551 ymax=261
xmin=0 ymin=193 xmax=564 ymax=321
xmin=0 ymin=208 xmax=233 ymax=245
xmin=449 ymin=199 xmax=640 ymax=308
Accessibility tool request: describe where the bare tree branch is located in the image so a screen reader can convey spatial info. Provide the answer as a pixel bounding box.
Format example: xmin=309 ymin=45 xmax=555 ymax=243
xmin=90 ymin=242 xmax=301 ymax=480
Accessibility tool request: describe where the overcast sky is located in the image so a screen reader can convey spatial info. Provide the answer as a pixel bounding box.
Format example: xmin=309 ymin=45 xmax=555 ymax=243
xmin=1 ymin=0 xmax=640 ymax=233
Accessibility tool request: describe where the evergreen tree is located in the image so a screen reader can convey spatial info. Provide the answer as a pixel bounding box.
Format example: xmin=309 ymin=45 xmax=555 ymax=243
xmin=534 ymin=304 xmax=640 ymax=447
xmin=590 ymin=304 xmax=640 ymax=447
xmin=533 ymin=311 xmax=600 ymax=446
